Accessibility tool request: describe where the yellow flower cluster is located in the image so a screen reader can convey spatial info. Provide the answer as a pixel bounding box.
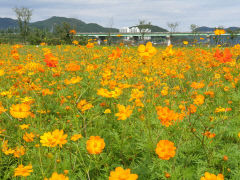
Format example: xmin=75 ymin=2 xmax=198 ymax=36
xmin=137 ymin=42 xmax=157 ymax=58
xmin=40 ymin=129 xmax=67 ymax=148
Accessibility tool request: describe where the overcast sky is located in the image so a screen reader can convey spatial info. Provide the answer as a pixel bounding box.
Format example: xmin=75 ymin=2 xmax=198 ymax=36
xmin=0 ymin=0 xmax=239 ymax=31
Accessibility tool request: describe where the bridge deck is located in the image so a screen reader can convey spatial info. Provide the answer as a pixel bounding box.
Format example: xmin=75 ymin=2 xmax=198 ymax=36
xmin=75 ymin=32 xmax=239 ymax=37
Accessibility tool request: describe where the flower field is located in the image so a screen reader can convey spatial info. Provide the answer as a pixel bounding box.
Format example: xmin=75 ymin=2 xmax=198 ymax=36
xmin=0 ymin=42 xmax=240 ymax=179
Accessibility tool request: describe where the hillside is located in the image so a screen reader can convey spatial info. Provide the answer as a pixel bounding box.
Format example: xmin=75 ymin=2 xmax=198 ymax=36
xmin=148 ymin=25 xmax=168 ymax=32
xmin=30 ymin=16 xmax=119 ymax=32
xmin=0 ymin=18 xmax=18 ymax=29
xmin=0 ymin=16 xmax=118 ymax=32
xmin=196 ymin=26 xmax=240 ymax=32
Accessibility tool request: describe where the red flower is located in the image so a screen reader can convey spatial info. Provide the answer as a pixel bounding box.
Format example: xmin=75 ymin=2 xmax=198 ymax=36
xmin=214 ymin=48 xmax=232 ymax=63
xmin=44 ymin=53 xmax=58 ymax=67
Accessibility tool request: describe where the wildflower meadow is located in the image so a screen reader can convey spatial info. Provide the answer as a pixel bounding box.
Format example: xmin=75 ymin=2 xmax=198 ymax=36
xmin=0 ymin=40 xmax=240 ymax=179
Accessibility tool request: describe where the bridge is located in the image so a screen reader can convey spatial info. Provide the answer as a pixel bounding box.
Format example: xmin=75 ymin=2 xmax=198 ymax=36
xmin=75 ymin=32 xmax=239 ymax=37
xmin=75 ymin=32 xmax=239 ymax=45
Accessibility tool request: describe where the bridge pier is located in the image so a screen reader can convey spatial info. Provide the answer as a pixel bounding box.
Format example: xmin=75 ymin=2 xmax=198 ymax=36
xmin=99 ymin=36 xmax=106 ymax=45
xmin=166 ymin=35 xmax=171 ymax=46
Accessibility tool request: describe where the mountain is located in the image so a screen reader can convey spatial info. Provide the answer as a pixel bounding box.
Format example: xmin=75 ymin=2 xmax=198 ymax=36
xmin=0 ymin=18 xmax=18 ymax=29
xmin=30 ymin=16 xmax=119 ymax=32
xmin=148 ymin=25 xmax=168 ymax=32
xmin=226 ymin=27 xmax=240 ymax=31
xmin=196 ymin=26 xmax=240 ymax=32
xmin=0 ymin=16 xmax=118 ymax=32
xmin=195 ymin=26 xmax=215 ymax=32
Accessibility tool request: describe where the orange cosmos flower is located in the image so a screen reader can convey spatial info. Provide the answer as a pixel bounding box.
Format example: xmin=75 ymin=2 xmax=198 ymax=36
xmin=193 ymin=94 xmax=205 ymax=106
xmin=12 ymin=53 xmax=20 ymax=60
xmin=1 ymin=140 xmax=15 ymax=155
xmin=188 ymin=104 xmax=197 ymax=114
xmin=14 ymin=146 xmax=25 ymax=158
xmin=108 ymin=47 xmax=122 ymax=60
xmin=200 ymin=172 xmax=224 ymax=180
xmin=223 ymin=155 xmax=228 ymax=161
xmin=14 ymin=164 xmax=33 ymax=177
xmin=72 ymin=40 xmax=79 ymax=45
xmin=42 ymin=88 xmax=54 ymax=96
xmin=71 ymin=134 xmax=83 ymax=141
xmin=10 ymin=103 xmax=31 ymax=119
xmin=45 ymin=172 xmax=69 ymax=180
xmin=204 ymin=91 xmax=214 ymax=98
xmin=162 ymin=44 xmax=174 ymax=57
xmin=77 ymin=99 xmax=94 ymax=113
xmin=156 ymin=106 xmax=179 ymax=127
xmin=65 ymin=63 xmax=80 ymax=71
xmin=190 ymin=81 xmax=205 ymax=89
xmin=0 ymin=102 xmax=7 ymax=114
xmin=69 ymin=29 xmax=76 ymax=35
xmin=86 ymin=136 xmax=105 ymax=154
xmin=129 ymin=89 xmax=144 ymax=101
xmin=202 ymin=131 xmax=216 ymax=138
xmin=165 ymin=172 xmax=171 ymax=178
xmin=109 ymin=167 xmax=138 ymax=180
xmin=155 ymin=140 xmax=176 ymax=160
xmin=115 ymin=104 xmax=132 ymax=120
xmin=86 ymin=42 xmax=94 ymax=48
xmin=23 ymin=132 xmax=35 ymax=142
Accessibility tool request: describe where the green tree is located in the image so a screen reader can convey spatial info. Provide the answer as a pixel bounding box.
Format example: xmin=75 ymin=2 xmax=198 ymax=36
xmin=55 ymin=22 xmax=72 ymax=44
xmin=226 ymin=29 xmax=239 ymax=45
xmin=136 ymin=20 xmax=151 ymax=41
xmin=167 ymin=22 xmax=179 ymax=34
xmin=13 ymin=7 xmax=32 ymax=43
xmin=190 ymin=24 xmax=199 ymax=43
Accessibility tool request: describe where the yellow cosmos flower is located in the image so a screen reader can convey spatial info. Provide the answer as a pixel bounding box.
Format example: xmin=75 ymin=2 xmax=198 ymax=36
xmin=0 ymin=102 xmax=7 ymax=114
xmin=104 ymin=109 xmax=111 ymax=114
xmin=45 ymin=172 xmax=69 ymax=180
xmin=200 ymin=172 xmax=224 ymax=180
xmin=115 ymin=104 xmax=132 ymax=120
xmin=14 ymin=164 xmax=33 ymax=177
xmin=138 ymin=42 xmax=157 ymax=58
xmin=40 ymin=129 xmax=68 ymax=148
xmin=0 ymin=69 xmax=5 ymax=76
xmin=19 ymin=124 xmax=30 ymax=130
xmin=23 ymin=132 xmax=35 ymax=142
xmin=64 ymin=76 xmax=82 ymax=85
xmin=214 ymin=29 xmax=225 ymax=35
xmin=10 ymin=103 xmax=31 ymax=119
xmin=71 ymin=134 xmax=83 ymax=141
xmin=109 ymin=167 xmax=138 ymax=180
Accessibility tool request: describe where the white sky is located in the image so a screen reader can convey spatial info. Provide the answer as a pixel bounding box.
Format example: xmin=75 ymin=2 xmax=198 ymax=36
xmin=0 ymin=0 xmax=239 ymax=31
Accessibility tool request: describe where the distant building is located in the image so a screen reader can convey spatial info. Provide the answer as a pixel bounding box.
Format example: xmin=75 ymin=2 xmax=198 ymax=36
xmin=119 ymin=26 xmax=151 ymax=33
xmin=119 ymin=27 xmax=151 ymax=40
